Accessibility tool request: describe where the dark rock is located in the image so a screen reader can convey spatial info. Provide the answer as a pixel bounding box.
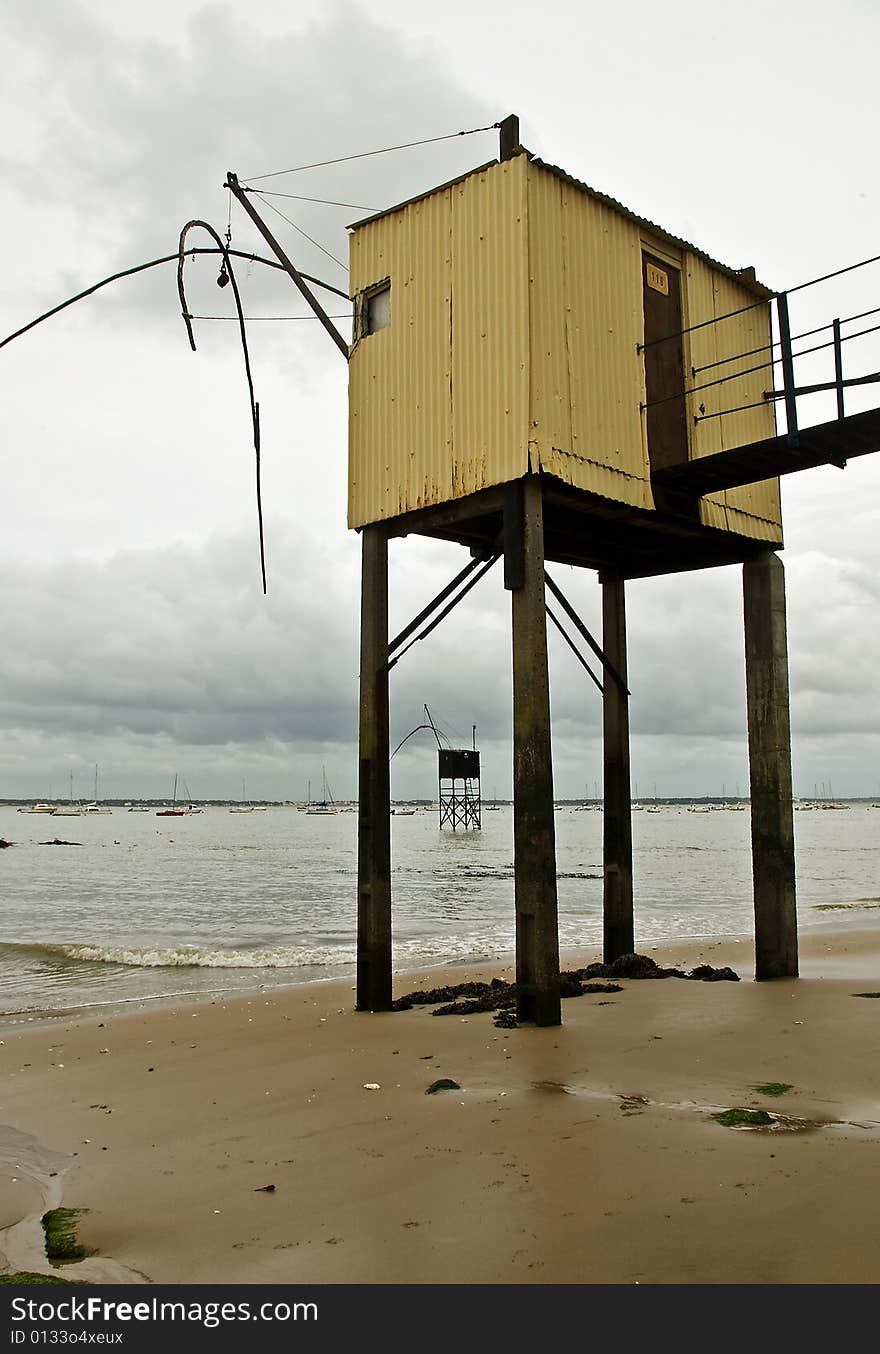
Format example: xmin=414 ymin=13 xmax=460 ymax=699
xmin=688 ymin=964 xmax=740 ymax=982
xmin=40 ymin=839 xmax=82 ymax=847
xmin=579 ymin=961 xmax=612 ymax=979
xmin=559 ymin=972 xmax=624 ymax=997
xmin=493 ymin=1010 xmax=518 ymax=1029
xmin=608 ymin=953 xmax=657 ymax=979
xmin=559 ymin=972 xmax=586 ymax=998
xmin=254 ymin=1184 xmax=276 ymax=1192
xmin=425 ymin=1079 xmax=460 ymax=1094
xmin=0 ymin=839 xmax=12 ymax=849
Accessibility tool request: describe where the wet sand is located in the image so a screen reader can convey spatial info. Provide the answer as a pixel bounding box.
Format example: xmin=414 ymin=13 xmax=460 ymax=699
xmin=2 ymin=926 xmax=880 ymax=1285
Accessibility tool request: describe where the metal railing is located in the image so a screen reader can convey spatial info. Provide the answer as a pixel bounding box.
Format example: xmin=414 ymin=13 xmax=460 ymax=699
xmin=638 ymin=252 xmax=880 ymax=445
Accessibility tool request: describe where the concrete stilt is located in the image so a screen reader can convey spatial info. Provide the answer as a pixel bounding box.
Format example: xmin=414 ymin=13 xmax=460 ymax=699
xmin=356 ymin=524 xmax=393 ymax=1010
xmin=602 ymin=577 xmax=635 ymax=962
xmin=510 ymin=477 xmax=561 ymax=1025
xmin=743 ymin=551 xmax=798 ymax=979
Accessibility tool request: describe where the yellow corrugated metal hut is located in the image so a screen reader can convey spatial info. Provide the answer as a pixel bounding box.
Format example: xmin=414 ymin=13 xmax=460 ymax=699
xmin=346 ymin=122 xmax=808 ymax=1023
xmin=348 ymin=141 xmax=781 ymax=575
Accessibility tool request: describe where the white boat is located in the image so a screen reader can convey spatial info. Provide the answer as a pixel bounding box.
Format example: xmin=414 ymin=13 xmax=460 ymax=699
xmin=25 ymin=802 xmax=56 ymax=814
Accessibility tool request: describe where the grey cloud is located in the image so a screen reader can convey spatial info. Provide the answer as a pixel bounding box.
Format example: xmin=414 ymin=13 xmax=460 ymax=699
xmin=4 ymin=2 xmax=495 ymax=328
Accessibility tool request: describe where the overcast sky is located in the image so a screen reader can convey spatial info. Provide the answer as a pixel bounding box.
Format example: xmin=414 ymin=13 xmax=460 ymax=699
xmin=2 ymin=0 xmax=878 ymax=802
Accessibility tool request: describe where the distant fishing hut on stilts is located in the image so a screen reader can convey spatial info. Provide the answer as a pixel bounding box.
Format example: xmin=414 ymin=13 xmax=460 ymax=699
xmin=343 ymin=117 xmax=880 ymax=1024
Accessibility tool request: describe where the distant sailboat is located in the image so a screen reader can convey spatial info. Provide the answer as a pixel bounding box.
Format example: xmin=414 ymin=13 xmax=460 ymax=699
xmin=307 ymin=767 xmax=338 ymax=815
xmin=83 ymin=764 xmax=112 ymax=814
xmin=55 ymin=772 xmax=82 ymax=817
xmin=230 ymin=780 xmax=255 ymax=813
xmin=157 ymin=773 xmax=185 ymax=817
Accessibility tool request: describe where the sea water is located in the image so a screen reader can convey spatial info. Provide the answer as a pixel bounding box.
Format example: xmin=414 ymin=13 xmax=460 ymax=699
xmin=0 ymin=803 xmax=877 ymax=1019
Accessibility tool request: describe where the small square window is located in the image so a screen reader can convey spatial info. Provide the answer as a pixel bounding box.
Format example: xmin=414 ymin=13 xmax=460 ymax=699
xmin=367 ymin=283 xmax=391 ymax=333
xmin=357 ymin=280 xmax=391 ymax=338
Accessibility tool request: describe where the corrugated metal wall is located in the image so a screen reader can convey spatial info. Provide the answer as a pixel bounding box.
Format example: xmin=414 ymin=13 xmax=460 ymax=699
xmin=348 ymin=158 xmax=530 ymax=528
xmin=348 ymin=189 xmax=455 ymax=526
xmin=450 ymin=159 xmax=530 ymax=498
xmin=685 ymin=254 xmax=730 ymax=533
xmin=348 ymin=153 xmax=782 ymax=543
xmin=527 ymin=162 xmax=650 ymax=510
xmin=710 ymin=272 xmax=782 ymax=541
xmin=683 ymin=256 xmax=781 ymax=540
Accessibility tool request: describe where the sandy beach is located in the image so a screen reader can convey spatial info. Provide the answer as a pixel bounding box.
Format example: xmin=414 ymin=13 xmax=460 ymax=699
xmin=2 ymin=925 xmax=880 ymax=1286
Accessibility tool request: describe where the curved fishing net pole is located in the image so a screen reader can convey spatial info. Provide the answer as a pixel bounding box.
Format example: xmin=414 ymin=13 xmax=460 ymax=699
xmin=177 ymin=220 xmax=267 ymax=595
xmin=389 ymin=724 xmax=435 ymax=760
xmin=0 ymin=247 xmax=349 ymax=353
xmin=2 ymin=244 xmax=350 ymax=597
xmin=177 ymin=222 xmax=266 ymax=593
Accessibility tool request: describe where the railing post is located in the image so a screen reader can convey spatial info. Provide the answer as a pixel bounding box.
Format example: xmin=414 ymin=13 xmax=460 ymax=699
xmin=776 ymin=292 xmax=799 ymax=446
xmin=832 ymin=318 xmax=845 ymax=421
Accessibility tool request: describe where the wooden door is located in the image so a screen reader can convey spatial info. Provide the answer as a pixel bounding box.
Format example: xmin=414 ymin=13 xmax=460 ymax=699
xmin=642 ymin=252 xmax=689 ymax=473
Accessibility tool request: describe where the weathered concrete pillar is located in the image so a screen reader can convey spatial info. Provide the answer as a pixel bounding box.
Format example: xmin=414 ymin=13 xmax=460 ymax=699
xmin=743 ymin=551 xmax=798 ymax=979
xmin=509 ymin=476 xmax=561 ymax=1026
xmin=602 ymin=577 xmax=634 ymax=962
xmin=356 ymin=523 xmax=393 ymax=1010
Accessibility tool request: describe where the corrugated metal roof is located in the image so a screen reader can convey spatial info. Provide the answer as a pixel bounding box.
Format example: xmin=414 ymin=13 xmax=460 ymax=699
xmin=347 ymin=160 xmax=497 ymax=235
xmin=349 ymin=149 xmax=774 ymax=300
xmin=528 ymin=156 xmax=775 ymax=299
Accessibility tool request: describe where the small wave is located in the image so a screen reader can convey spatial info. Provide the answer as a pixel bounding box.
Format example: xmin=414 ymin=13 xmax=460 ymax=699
xmin=813 ymin=901 xmax=880 ymax=912
xmin=0 ymin=939 xmax=355 ymax=970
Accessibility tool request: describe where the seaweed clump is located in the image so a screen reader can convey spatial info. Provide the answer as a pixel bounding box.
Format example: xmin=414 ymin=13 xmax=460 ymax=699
xmin=392 ymin=954 xmax=739 ymax=1028
xmin=393 ymin=975 xmax=623 ymax=1021
xmin=0 ymin=1272 xmax=76 ymax=1284
xmin=41 ymin=1209 xmax=89 ymax=1263
xmin=712 ymin=1108 xmax=775 ymax=1129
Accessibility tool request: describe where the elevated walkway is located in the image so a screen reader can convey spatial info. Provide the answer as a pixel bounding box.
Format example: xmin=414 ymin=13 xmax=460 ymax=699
xmin=652 ymin=406 xmax=880 ymax=496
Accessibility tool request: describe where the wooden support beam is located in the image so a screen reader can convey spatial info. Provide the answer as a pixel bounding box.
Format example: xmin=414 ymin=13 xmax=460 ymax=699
xmin=743 ymin=552 xmax=798 ymax=979
xmin=602 ymin=578 xmax=635 ymax=962
xmin=499 ymin=114 xmax=520 ymax=162
xmin=509 ymin=477 xmax=561 ymax=1025
xmin=357 ymin=524 xmax=393 ymax=1010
